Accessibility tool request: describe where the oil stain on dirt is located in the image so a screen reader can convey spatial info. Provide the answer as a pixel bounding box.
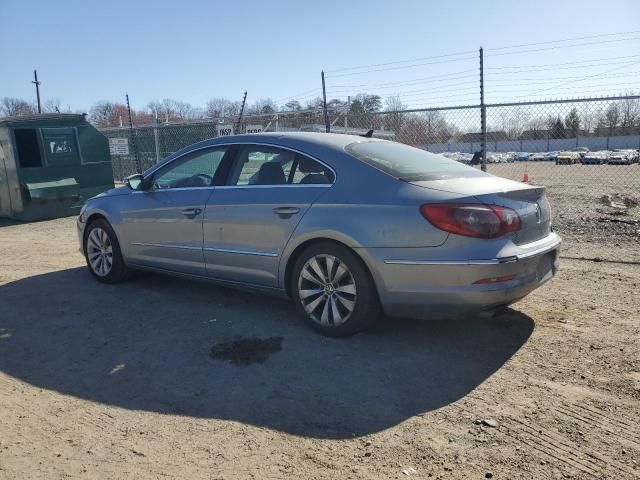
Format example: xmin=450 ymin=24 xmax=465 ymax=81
xmin=209 ymin=337 xmax=283 ymax=366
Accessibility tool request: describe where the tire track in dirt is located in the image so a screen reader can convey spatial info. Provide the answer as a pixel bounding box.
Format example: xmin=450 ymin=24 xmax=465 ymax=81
xmin=553 ymin=403 xmax=640 ymax=446
xmin=459 ymin=393 xmax=638 ymax=479
xmin=505 ymin=417 xmax=637 ymax=478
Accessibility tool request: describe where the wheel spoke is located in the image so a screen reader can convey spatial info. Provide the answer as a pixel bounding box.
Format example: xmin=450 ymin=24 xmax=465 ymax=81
xmin=99 ymin=229 xmax=108 ymax=248
xmin=332 ymin=263 xmax=347 ymax=284
xmin=88 ymin=251 xmax=101 ymax=260
xmin=325 ymin=256 xmax=335 ymax=282
xmin=330 ymin=296 xmax=342 ymax=325
xmin=89 ymin=230 xmax=101 ymax=249
xmin=320 ymin=298 xmax=330 ymax=326
xmin=301 ymin=268 xmax=324 ymax=286
xmin=299 ymin=288 xmax=323 ymax=299
xmin=335 ymin=293 xmax=355 ymax=312
xmin=308 ymin=258 xmax=326 ymax=283
xmin=304 ymin=293 xmax=326 ymax=314
xmin=90 ymin=255 xmax=101 ymax=270
xmin=335 ymin=283 xmax=356 ymax=295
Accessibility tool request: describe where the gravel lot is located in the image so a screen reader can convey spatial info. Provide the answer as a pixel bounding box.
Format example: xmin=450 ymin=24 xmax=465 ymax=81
xmin=0 ymin=216 xmax=638 ymax=479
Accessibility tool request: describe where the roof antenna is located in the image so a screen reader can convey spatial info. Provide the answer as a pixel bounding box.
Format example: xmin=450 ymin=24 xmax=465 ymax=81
xmin=360 ymin=129 xmax=374 ymax=138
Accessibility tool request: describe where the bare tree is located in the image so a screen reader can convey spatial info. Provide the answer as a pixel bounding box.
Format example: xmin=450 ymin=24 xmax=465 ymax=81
xmin=206 ymin=97 xmax=241 ymax=118
xmin=580 ymin=105 xmax=596 ymax=135
xmin=247 ymin=98 xmax=277 ymax=115
xmin=1 ymin=97 xmax=36 ymax=117
xmin=42 ymin=98 xmax=64 ymax=113
xmin=620 ymin=93 xmax=639 ymax=132
xmin=604 ymin=104 xmax=620 ymax=135
xmin=384 ymin=95 xmax=406 ymax=133
xmin=89 ymin=101 xmax=115 ymax=126
xmin=282 ymin=100 xmax=302 ymax=111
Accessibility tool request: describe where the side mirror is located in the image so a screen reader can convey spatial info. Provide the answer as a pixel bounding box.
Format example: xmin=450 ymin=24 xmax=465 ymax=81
xmin=125 ymin=173 xmax=145 ymax=191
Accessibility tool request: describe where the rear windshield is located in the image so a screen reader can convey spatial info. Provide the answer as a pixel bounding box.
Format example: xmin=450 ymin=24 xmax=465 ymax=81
xmin=345 ymin=141 xmax=487 ymax=181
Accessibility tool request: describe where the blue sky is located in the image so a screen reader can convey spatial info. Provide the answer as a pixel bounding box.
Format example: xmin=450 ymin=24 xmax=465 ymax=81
xmin=1 ymin=0 xmax=639 ymax=112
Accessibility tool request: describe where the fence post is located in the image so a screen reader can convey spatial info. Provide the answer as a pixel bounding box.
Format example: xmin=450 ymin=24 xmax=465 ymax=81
xmin=479 ymin=47 xmax=487 ymax=172
xmin=153 ymin=115 xmax=161 ymax=163
xmin=344 ymin=96 xmax=350 ymax=133
xmin=321 ymin=70 xmax=330 ymax=133
xmin=125 ymin=94 xmax=140 ymax=173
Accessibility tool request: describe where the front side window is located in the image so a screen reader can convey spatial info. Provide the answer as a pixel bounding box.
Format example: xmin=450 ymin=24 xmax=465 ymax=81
xmin=229 ymin=145 xmax=334 ymax=186
xmin=345 ymin=141 xmax=487 ymax=181
xmin=152 ymin=147 xmax=227 ymax=189
xmin=14 ymin=129 xmax=43 ymax=168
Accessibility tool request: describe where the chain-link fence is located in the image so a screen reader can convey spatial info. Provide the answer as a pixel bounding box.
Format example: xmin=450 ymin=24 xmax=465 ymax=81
xmin=101 ymin=95 xmax=640 ymax=259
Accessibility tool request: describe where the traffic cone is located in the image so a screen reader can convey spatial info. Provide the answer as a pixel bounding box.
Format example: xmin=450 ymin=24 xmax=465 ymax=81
xmin=522 ymin=164 xmax=529 ymax=183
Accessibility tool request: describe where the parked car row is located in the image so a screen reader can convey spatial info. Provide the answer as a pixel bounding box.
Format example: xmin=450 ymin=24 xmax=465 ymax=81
xmin=442 ymin=149 xmax=640 ymax=165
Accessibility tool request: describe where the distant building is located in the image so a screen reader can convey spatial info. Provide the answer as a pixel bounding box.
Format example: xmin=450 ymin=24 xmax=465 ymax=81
xmin=459 ymin=131 xmax=508 ymax=143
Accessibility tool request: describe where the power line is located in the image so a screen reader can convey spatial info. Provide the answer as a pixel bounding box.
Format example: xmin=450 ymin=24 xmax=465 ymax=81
xmin=324 ymin=50 xmax=476 ymax=74
xmin=326 ymin=56 xmax=477 ymax=78
xmin=486 ymin=29 xmax=640 ymax=52
xmin=487 ymin=70 xmax=640 ymax=87
xmin=487 ymin=81 xmax=640 ymax=96
xmin=516 ymin=61 xmax=640 ymax=98
xmin=329 ymin=80 xmax=478 ymax=97
xmin=274 ymin=88 xmax=321 ymax=103
xmin=488 ymin=54 xmax=640 ymax=71
xmin=486 ymin=36 xmax=640 ymax=57
xmin=327 ymin=69 xmax=477 ymax=90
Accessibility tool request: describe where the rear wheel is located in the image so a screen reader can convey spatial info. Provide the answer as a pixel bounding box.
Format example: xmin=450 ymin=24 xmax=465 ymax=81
xmin=84 ymin=219 xmax=130 ymax=283
xmin=291 ymin=242 xmax=379 ymax=337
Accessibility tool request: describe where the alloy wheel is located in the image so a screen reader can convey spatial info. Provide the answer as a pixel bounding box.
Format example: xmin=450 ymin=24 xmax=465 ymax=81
xmin=86 ymin=227 xmax=113 ymax=277
xmin=298 ymin=254 xmax=357 ymax=327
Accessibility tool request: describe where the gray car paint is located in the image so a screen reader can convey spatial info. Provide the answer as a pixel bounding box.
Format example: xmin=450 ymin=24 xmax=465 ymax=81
xmin=78 ymin=132 xmax=560 ymax=318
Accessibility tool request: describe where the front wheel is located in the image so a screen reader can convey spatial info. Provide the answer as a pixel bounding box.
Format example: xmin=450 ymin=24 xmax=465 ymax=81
xmin=84 ymin=219 xmax=131 ymax=283
xmin=291 ymin=242 xmax=379 ymax=337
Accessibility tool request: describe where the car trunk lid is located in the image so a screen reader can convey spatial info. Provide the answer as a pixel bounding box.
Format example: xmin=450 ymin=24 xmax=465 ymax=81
xmin=410 ymin=176 xmax=551 ymax=245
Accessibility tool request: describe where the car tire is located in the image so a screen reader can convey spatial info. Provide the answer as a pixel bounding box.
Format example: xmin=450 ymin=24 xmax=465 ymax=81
xmin=84 ymin=218 xmax=131 ymax=284
xmin=291 ymin=242 xmax=380 ymax=337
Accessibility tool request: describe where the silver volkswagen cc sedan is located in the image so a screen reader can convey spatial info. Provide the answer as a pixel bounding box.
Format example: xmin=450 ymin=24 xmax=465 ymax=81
xmin=78 ymin=132 xmax=560 ymax=336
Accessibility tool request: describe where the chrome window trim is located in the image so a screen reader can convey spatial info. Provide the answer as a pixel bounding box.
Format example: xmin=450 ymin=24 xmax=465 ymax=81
xmin=142 ymin=141 xmax=337 ymax=186
xmin=203 ymin=246 xmax=279 ymax=257
xmin=131 ymin=187 xmax=214 ymax=193
xmin=215 ymin=184 xmax=332 ymax=190
xmin=384 ymin=238 xmax=561 ymax=266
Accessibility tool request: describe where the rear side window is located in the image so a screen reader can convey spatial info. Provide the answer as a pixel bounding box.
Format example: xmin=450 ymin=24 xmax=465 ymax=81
xmin=229 ymin=145 xmax=334 ymax=186
xmin=345 ymin=141 xmax=486 ymax=181
xmin=14 ymin=129 xmax=43 ymax=168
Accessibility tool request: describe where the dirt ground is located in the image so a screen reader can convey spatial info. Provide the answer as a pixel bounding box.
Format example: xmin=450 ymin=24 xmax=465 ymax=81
xmin=0 ymin=217 xmax=639 ymax=479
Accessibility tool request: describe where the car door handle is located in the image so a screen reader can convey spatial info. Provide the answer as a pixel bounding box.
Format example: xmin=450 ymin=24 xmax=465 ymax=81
xmin=272 ymin=207 xmax=300 ymax=218
xmin=181 ymin=208 xmax=202 ymax=218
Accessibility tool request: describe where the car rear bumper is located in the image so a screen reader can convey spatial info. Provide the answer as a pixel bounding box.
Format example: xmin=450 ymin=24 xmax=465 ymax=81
xmin=360 ymin=233 xmax=561 ymax=319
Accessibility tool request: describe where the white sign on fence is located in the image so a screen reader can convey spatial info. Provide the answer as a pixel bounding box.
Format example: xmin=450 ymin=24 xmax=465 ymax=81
xmin=245 ymin=125 xmax=263 ymax=134
xmin=108 ymin=138 xmax=129 ymax=155
xmin=217 ymin=125 xmax=234 ymax=136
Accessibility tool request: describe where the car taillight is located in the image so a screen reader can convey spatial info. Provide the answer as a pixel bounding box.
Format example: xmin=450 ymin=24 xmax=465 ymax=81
xmin=420 ymin=203 xmax=521 ymax=239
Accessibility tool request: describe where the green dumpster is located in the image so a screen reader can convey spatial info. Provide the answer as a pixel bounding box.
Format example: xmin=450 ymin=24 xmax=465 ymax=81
xmin=0 ymin=113 xmax=114 ymax=221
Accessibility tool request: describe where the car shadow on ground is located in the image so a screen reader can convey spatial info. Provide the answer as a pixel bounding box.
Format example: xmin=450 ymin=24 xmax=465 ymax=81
xmin=0 ymin=267 xmax=534 ymax=439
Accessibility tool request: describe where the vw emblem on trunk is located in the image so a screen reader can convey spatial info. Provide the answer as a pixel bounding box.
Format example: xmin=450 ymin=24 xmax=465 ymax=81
xmin=535 ymin=203 xmax=542 ymax=224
